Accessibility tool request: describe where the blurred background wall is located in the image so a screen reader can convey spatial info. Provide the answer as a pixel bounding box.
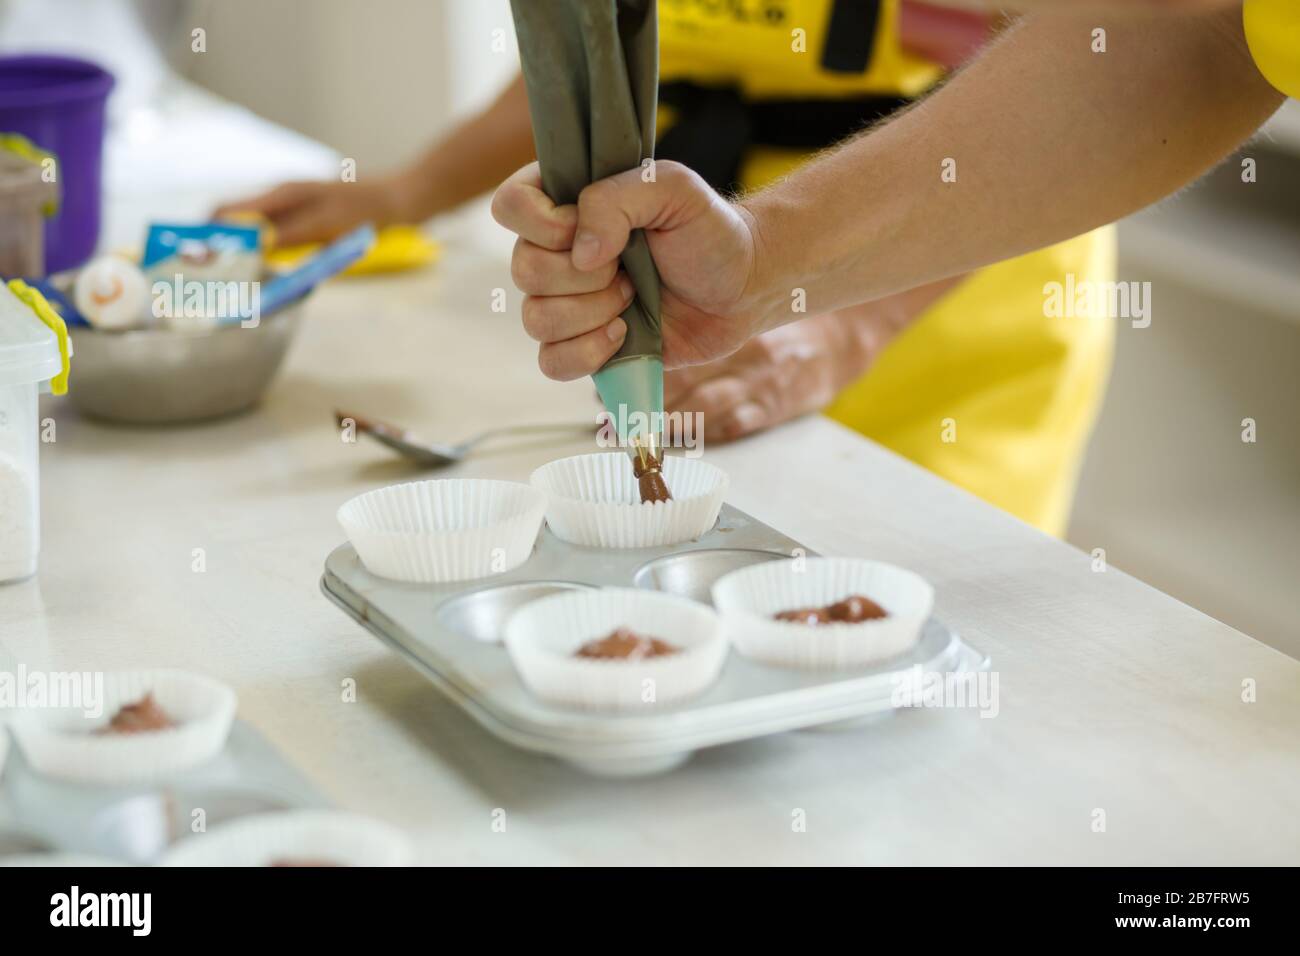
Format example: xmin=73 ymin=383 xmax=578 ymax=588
xmin=1073 ymin=142 xmax=1300 ymax=658
xmin=4 ymin=0 xmax=1297 ymax=656
xmin=181 ymin=0 xmax=518 ymax=175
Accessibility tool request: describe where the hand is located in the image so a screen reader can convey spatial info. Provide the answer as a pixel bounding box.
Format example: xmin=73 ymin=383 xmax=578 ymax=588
xmin=664 ymin=301 xmax=903 ymax=444
xmin=491 ymin=160 xmax=763 ymax=381
xmin=213 ymin=176 xmax=412 ymax=247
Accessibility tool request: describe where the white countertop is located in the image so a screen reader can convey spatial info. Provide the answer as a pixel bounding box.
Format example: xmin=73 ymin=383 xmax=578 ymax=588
xmin=4 ymin=211 xmax=1298 ymax=866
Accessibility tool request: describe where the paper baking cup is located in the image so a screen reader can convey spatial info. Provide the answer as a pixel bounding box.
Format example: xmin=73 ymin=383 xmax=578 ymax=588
xmin=711 ymin=558 xmax=934 ymax=670
xmin=161 ymin=810 xmax=411 ymax=867
xmin=1 ymin=854 xmax=123 ymax=867
xmin=338 ymin=478 xmax=546 ymax=583
xmin=505 ymin=587 xmax=728 ymax=712
xmin=530 ymin=453 xmax=728 ymax=549
xmin=9 ymin=669 xmax=236 ymax=785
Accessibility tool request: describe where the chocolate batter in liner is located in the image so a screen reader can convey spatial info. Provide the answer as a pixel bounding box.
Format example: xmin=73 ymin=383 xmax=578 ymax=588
xmin=774 ymin=595 xmax=888 ymax=625
xmin=96 ymin=693 xmax=176 ymax=735
xmin=575 ymin=627 xmax=681 ymax=660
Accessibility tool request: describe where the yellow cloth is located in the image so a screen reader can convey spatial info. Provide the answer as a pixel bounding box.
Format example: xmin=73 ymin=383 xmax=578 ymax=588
xmin=660 ymin=0 xmax=941 ymax=99
xmin=660 ymin=0 xmax=1115 ymax=536
xmin=1244 ymin=0 xmax=1300 ymax=97
xmin=265 ymin=225 xmax=440 ymax=276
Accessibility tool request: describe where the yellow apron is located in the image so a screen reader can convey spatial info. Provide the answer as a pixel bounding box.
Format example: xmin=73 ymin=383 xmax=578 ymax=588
xmin=1244 ymin=0 xmax=1300 ymax=97
xmin=660 ymin=0 xmax=1116 ymax=536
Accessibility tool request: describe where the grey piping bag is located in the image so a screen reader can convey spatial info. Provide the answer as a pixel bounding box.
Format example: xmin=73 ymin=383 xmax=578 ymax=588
xmin=508 ymin=0 xmax=668 ymax=485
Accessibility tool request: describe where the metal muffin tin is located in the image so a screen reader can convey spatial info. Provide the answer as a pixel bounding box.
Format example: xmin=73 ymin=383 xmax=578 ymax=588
xmin=0 ymin=721 xmax=326 ymax=864
xmin=321 ymin=504 xmax=990 ymax=777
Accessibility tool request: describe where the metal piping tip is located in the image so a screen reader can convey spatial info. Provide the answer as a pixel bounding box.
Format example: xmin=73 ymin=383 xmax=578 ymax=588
xmin=628 ymin=432 xmax=671 ymax=503
xmin=628 ymin=431 xmax=663 ymax=471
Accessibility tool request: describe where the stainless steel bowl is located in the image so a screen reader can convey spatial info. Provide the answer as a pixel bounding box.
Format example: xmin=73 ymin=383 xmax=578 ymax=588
xmin=66 ymin=299 xmax=306 ymax=425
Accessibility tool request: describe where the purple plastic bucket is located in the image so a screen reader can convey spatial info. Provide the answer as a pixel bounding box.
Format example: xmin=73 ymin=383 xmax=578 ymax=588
xmin=0 ymin=54 xmax=114 ymax=275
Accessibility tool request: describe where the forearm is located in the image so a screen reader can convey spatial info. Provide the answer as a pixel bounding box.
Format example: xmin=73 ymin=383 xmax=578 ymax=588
xmin=741 ymin=7 xmax=1284 ymax=328
xmin=392 ymin=73 xmax=535 ymax=220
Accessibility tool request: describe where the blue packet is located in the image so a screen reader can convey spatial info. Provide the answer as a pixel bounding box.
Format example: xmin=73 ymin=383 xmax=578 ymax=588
xmin=142 ymin=222 xmax=263 ymax=282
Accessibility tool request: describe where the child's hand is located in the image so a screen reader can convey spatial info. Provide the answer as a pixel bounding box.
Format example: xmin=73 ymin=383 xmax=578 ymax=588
xmin=214 ymin=177 xmax=408 ymax=247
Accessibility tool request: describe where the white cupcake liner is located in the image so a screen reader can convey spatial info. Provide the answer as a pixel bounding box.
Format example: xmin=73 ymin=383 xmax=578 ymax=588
xmin=505 ymin=587 xmax=728 ymax=712
xmin=711 ymin=558 xmax=934 ymax=670
xmin=339 ymin=478 xmax=546 ymax=583
xmin=161 ymin=810 xmax=411 ymax=867
xmin=1 ymin=854 xmax=123 ymax=867
xmin=530 ymin=453 xmax=728 ymax=549
xmin=9 ymin=669 xmax=236 ymax=785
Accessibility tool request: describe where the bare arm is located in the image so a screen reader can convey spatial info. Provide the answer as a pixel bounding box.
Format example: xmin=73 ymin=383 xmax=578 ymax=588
xmin=740 ymin=7 xmax=1284 ymax=327
xmin=392 ymin=73 xmax=536 ymax=220
xmin=492 ymin=6 xmax=1285 ymax=379
xmin=217 ymin=74 xmax=534 ymax=243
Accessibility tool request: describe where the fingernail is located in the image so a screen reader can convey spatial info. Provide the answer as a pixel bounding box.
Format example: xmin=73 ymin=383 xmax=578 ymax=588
xmin=573 ymin=232 xmax=600 ymax=267
xmin=618 ymin=275 xmax=635 ymax=301
xmin=606 ymin=317 xmax=627 ymax=342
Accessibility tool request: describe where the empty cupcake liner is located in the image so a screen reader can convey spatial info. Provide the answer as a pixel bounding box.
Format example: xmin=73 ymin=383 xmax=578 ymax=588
xmin=338 ymin=478 xmax=546 ymax=583
xmin=711 ymin=558 xmax=934 ymax=670
xmin=9 ymin=669 xmax=236 ymax=785
xmin=505 ymin=587 xmax=728 ymax=712
xmin=530 ymin=453 xmax=728 ymax=549
xmin=161 ymin=810 xmax=412 ymax=867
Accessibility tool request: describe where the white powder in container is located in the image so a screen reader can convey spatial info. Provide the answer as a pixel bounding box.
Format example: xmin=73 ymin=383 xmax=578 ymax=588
xmin=0 ymin=453 xmax=37 ymax=582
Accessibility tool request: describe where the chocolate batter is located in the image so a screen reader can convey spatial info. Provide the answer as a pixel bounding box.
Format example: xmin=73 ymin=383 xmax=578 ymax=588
xmin=632 ymin=453 xmax=672 ymax=504
xmin=575 ymin=628 xmax=680 ymax=660
xmin=97 ymin=693 xmax=176 ymax=735
xmin=774 ymin=595 xmax=888 ymax=625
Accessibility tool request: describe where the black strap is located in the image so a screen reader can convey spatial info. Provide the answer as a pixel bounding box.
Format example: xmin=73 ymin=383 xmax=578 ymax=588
xmin=821 ymin=0 xmax=882 ymax=74
xmin=657 ymin=85 xmax=752 ymax=195
xmin=658 ymin=81 xmax=908 ymax=194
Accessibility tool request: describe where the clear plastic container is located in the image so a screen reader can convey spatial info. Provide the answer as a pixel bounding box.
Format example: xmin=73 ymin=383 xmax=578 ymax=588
xmin=0 ymin=282 xmax=64 ymax=583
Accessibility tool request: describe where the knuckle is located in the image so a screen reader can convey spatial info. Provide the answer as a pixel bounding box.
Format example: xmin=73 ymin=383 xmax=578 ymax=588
xmin=490 ymin=184 xmax=524 ymax=229
xmin=656 ymin=160 xmax=692 ymax=188
xmin=510 ymin=242 xmax=540 ymax=293
xmin=537 ymin=346 xmax=568 ymax=382
xmin=519 ymin=296 xmax=547 ymax=341
xmin=489 ymin=191 xmax=507 ymax=227
xmin=591 ymin=327 xmax=621 ymax=364
xmin=604 ymin=281 xmax=630 ymax=314
xmin=545 ymin=212 xmax=575 ymax=250
xmin=578 ymin=178 xmax=614 ymax=214
xmin=525 ymin=296 xmax=564 ymax=343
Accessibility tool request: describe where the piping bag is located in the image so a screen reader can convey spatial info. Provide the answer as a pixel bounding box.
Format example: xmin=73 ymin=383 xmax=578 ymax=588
xmin=508 ymin=0 xmax=671 ymax=503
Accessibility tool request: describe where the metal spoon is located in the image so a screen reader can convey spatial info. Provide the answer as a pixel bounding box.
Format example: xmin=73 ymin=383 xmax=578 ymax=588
xmin=335 ymin=409 xmax=594 ymax=468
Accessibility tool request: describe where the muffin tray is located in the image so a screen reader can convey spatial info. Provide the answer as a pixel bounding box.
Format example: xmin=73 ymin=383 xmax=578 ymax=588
xmin=320 ymin=503 xmax=990 ymax=777
xmin=0 ymin=721 xmax=326 ymax=864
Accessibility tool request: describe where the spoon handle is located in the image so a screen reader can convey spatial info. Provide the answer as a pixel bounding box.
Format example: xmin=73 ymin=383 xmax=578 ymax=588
xmin=460 ymin=422 xmax=594 ymax=452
